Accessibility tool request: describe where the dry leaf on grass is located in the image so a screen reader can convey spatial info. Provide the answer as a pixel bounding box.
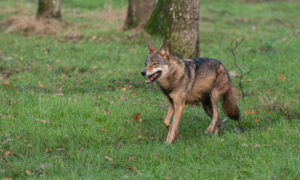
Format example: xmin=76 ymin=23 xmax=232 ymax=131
xmin=279 ymin=74 xmax=286 ymax=81
xmin=133 ymin=113 xmax=141 ymax=123
xmin=119 ymin=95 xmax=128 ymax=101
xmin=103 ymin=109 xmax=111 ymax=115
xmin=229 ymin=71 xmax=238 ymax=77
xmin=4 ymin=151 xmax=11 ymax=156
xmin=101 ymin=128 xmax=108 ymax=132
xmin=2 ymin=80 xmax=9 ymax=86
xmin=105 ymin=156 xmax=113 ymax=161
xmin=35 ymin=118 xmax=48 ymax=124
xmin=25 ymin=170 xmax=32 ymax=175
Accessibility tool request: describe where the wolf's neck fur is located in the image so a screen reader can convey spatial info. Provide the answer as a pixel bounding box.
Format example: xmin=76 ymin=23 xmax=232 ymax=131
xmin=157 ymin=56 xmax=185 ymax=94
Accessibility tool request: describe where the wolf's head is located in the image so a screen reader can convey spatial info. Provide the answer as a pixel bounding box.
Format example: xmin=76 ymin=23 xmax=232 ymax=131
xmin=141 ymin=42 xmax=172 ymax=84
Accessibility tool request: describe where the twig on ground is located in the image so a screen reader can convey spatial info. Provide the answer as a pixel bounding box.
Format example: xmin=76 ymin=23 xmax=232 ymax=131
xmin=229 ymin=38 xmax=258 ymax=98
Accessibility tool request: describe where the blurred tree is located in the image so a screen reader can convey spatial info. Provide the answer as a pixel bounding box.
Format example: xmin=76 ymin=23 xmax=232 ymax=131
xmin=37 ymin=0 xmax=61 ymax=19
xmin=145 ymin=0 xmax=199 ymax=58
xmin=144 ymin=0 xmax=168 ymax=36
xmin=124 ymin=0 xmax=155 ymax=30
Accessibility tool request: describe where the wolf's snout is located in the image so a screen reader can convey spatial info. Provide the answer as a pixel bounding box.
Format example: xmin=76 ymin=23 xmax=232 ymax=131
xmin=141 ymin=70 xmax=146 ymax=76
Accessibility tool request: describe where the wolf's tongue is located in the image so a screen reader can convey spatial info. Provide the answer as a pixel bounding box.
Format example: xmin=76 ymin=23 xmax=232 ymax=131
xmin=146 ymin=75 xmax=155 ymax=83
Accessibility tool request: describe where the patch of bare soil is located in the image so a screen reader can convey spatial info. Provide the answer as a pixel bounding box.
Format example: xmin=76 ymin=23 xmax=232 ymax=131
xmin=0 ymin=16 xmax=68 ymax=36
xmin=84 ymin=8 xmax=126 ymax=22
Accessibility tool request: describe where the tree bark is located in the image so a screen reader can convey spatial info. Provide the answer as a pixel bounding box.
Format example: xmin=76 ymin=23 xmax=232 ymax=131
xmin=146 ymin=0 xmax=200 ymax=58
xmin=124 ymin=0 xmax=156 ymax=30
xmin=144 ymin=0 xmax=168 ymax=36
xmin=37 ymin=0 xmax=61 ymax=19
xmin=165 ymin=0 xmax=199 ymax=58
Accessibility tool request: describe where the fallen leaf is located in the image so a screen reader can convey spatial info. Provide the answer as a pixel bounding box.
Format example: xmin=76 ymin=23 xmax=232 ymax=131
xmin=241 ymin=143 xmax=248 ymax=147
xmin=26 ymin=170 xmax=32 ymax=175
xmin=3 ymin=138 xmax=12 ymax=145
xmin=128 ymin=156 xmax=136 ymax=161
xmin=2 ymin=178 xmax=13 ymax=180
xmin=38 ymin=81 xmax=44 ymax=88
xmin=251 ymin=25 xmax=257 ymax=30
xmin=119 ymin=95 xmax=128 ymax=101
xmin=103 ymin=109 xmax=111 ymax=115
xmin=35 ymin=118 xmax=49 ymax=124
xmin=138 ymin=134 xmax=143 ymax=139
xmin=116 ymin=142 xmax=123 ymax=149
xmin=4 ymin=151 xmax=11 ymax=156
xmin=254 ymin=144 xmax=261 ymax=148
xmin=133 ymin=113 xmax=141 ymax=123
xmin=101 ymin=128 xmax=108 ymax=132
xmin=229 ymin=71 xmax=238 ymax=77
xmin=2 ymin=80 xmax=9 ymax=86
xmin=40 ymin=164 xmax=46 ymax=169
xmin=105 ymin=156 xmax=113 ymax=161
xmin=2 ymin=70 xmax=11 ymax=77
xmin=279 ymin=74 xmax=286 ymax=81
xmin=54 ymin=91 xmax=64 ymax=97
xmin=254 ymin=118 xmax=259 ymax=123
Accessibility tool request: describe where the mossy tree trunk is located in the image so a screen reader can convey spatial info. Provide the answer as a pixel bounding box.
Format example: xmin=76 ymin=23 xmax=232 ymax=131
xmin=144 ymin=0 xmax=169 ymax=36
xmin=124 ymin=0 xmax=156 ymax=30
xmin=37 ymin=0 xmax=61 ymax=19
xmin=146 ymin=0 xmax=200 ymax=58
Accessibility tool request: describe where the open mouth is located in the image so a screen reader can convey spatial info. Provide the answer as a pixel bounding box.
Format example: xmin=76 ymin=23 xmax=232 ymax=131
xmin=146 ymin=71 xmax=162 ymax=84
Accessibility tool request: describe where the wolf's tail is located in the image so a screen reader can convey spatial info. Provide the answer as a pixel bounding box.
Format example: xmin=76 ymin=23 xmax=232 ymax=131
xmin=222 ymin=83 xmax=240 ymax=121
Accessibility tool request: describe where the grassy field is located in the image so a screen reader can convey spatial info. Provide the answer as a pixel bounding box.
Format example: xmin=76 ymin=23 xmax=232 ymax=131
xmin=1 ymin=0 xmax=300 ymax=179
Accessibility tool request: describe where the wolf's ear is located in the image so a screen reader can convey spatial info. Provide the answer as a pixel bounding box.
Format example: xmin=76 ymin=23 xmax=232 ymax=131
xmin=159 ymin=43 xmax=170 ymax=58
xmin=148 ymin=42 xmax=156 ymax=54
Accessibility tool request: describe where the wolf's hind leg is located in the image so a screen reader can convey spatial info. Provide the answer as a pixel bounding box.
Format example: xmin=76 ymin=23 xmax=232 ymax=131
xmin=203 ymin=98 xmax=221 ymax=134
xmin=214 ymin=119 xmax=221 ymax=135
xmin=202 ymin=98 xmax=213 ymax=118
xmin=204 ymin=90 xmax=221 ymax=134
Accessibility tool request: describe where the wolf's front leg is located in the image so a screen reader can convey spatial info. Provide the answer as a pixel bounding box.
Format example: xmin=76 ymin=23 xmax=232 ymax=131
xmin=165 ymin=102 xmax=185 ymax=144
xmin=164 ymin=103 xmax=174 ymax=129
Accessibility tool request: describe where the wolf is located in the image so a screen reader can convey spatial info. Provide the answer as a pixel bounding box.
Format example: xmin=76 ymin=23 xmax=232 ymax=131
xmin=141 ymin=42 xmax=240 ymax=144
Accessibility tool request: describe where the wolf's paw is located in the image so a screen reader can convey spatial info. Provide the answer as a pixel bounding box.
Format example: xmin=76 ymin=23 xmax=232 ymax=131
xmin=214 ymin=127 xmax=221 ymax=135
xmin=165 ymin=135 xmax=175 ymax=144
xmin=165 ymin=138 xmax=173 ymax=144
xmin=204 ymin=126 xmax=214 ymax=135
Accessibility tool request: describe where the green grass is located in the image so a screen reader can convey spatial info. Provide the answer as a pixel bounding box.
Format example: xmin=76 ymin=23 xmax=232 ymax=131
xmin=1 ymin=0 xmax=300 ymax=179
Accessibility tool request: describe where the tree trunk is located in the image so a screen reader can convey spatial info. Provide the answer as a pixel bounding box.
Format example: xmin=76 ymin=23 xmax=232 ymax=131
xmin=146 ymin=0 xmax=200 ymax=58
xmin=165 ymin=0 xmax=199 ymax=58
xmin=37 ymin=0 xmax=61 ymax=19
xmin=144 ymin=0 xmax=168 ymax=36
xmin=124 ymin=0 xmax=156 ymax=30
